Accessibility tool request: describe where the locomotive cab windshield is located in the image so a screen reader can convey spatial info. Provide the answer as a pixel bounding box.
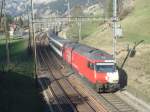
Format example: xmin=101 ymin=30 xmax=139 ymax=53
xmin=95 ymin=62 xmax=116 ymax=73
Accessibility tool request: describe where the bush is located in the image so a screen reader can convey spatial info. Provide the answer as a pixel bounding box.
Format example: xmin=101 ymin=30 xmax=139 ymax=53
xmin=118 ymin=0 xmax=134 ymax=20
xmin=119 ymin=7 xmax=134 ymax=20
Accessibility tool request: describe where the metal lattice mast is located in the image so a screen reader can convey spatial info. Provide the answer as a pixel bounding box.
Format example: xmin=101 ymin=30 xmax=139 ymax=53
xmin=113 ymin=0 xmax=118 ymax=63
xmin=31 ymin=0 xmax=37 ymax=80
xmin=66 ymin=0 xmax=71 ymax=22
xmin=27 ymin=5 xmax=32 ymax=49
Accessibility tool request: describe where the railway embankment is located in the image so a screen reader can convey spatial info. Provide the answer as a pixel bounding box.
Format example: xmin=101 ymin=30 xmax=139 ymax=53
xmin=0 ymin=38 xmax=45 ymax=112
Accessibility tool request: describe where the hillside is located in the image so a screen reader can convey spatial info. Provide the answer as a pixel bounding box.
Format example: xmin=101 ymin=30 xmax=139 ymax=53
xmin=121 ymin=0 xmax=150 ymax=43
xmin=47 ymin=0 xmax=97 ymax=13
xmin=83 ymin=0 xmax=150 ymax=44
xmin=4 ymin=0 xmax=97 ymax=17
xmin=82 ymin=0 xmax=150 ymax=103
xmin=0 ymin=38 xmax=44 ymax=112
xmin=4 ymin=0 xmax=54 ymax=16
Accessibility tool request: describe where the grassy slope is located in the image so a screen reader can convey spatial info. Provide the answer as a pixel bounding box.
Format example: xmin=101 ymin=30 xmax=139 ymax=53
xmin=82 ymin=0 xmax=150 ymax=46
xmin=117 ymin=0 xmax=150 ymax=103
xmin=0 ymin=38 xmax=27 ymax=63
xmin=67 ymin=21 xmax=102 ymax=41
xmin=0 ymin=38 xmax=44 ymax=112
xmin=82 ymin=0 xmax=150 ymax=103
xmin=121 ymin=0 xmax=150 ymax=43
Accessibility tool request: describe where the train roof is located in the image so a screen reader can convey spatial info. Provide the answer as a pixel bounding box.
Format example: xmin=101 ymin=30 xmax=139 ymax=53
xmin=48 ymin=32 xmax=113 ymax=61
xmin=48 ymin=32 xmax=73 ymax=45
xmin=65 ymin=43 xmax=113 ymax=61
xmin=53 ymin=36 xmax=72 ymax=45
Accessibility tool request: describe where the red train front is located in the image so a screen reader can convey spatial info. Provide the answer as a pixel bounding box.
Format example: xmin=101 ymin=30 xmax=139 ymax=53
xmin=48 ymin=33 xmax=119 ymax=92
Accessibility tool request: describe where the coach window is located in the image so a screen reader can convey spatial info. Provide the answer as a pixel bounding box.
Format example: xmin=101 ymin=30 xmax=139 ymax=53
xmin=53 ymin=42 xmax=61 ymax=51
xmin=88 ymin=62 xmax=94 ymax=70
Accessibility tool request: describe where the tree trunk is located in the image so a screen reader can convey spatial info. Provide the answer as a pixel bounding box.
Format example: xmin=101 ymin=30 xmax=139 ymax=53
xmin=0 ymin=0 xmax=4 ymax=17
xmin=0 ymin=0 xmax=4 ymax=29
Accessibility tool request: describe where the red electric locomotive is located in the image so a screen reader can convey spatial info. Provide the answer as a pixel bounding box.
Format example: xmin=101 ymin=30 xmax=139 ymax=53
xmin=48 ymin=33 xmax=119 ymax=92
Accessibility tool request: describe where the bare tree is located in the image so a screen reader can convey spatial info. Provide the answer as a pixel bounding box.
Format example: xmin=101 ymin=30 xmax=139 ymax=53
xmin=117 ymin=0 xmax=134 ymax=20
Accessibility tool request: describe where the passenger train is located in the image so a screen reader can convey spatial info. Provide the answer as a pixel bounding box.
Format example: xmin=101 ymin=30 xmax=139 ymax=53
xmin=48 ymin=32 xmax=120 ymax=92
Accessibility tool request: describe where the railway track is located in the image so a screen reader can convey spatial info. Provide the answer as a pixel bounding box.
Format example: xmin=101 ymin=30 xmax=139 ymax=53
xmin=100 ymin=93 xmax=137 ymax=112
xmin=37 ymin=46 xmax=64 ymax=112
xmin=36 ymin=33 xmax=138 ymax=112
xmin=48 ymin=45 xmax=138 ymax=112
xmin=45 ymin=47 xmax=107 ymax=112
xmin=37 ymin=35 xmax=108 ymax=112
xmin=37 ymin=34 xmax=76 ymax=112
xmin=70 ymin=75 xmax=137 ymax=112
xmin=38 ymin=46 xmax=78 ymax=112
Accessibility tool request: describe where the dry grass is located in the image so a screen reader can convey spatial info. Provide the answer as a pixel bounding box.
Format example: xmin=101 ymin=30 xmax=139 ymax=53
xmin=81 ymin=24 xmax=113 ymax=52
xmin=81 ymin=22 xmax=150 ymax=103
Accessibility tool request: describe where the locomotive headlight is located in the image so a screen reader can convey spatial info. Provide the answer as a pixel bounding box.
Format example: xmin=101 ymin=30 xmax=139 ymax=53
xmin=107 ymin=71 xmax=119 ymax=84
xmin=105 ymin=75 xmax=109 ymax=81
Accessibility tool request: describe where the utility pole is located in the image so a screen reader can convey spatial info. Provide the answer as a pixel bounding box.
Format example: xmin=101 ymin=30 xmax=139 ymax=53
xmin=31 ymin=0 xmax=37 ymax=80
xmin=78 ymin=20 xmax=82 ymax=41
xmin=53 ymin=13 xmax=56 ymax=33
xmin=4 ymin=0 xmax=10 ymax=71
xmin=87 ymin=0 xmax=90 ymax=6
xmin=0 ymin=0 xmax=4 ymax=30
xmin=66 ymin=0 xmax=71 ymax=22
xmin=0 ymin=0 xmax=4 ymax=17
xmin=112 ymin=0 xmax=118 ymax=63
xmin=27 ymin=5 xmax=31 ymax=49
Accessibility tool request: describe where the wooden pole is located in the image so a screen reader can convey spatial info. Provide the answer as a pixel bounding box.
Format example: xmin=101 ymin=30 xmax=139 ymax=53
xmin=0 ymin=0 xmax=4 ymax=17
xmin=4 ymin=0 xmax=10 ymax=71
xmin=27 ymin=6 xmax=31 ymax=49
xmin=78 ymin=21 xmax=82 ymax=41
